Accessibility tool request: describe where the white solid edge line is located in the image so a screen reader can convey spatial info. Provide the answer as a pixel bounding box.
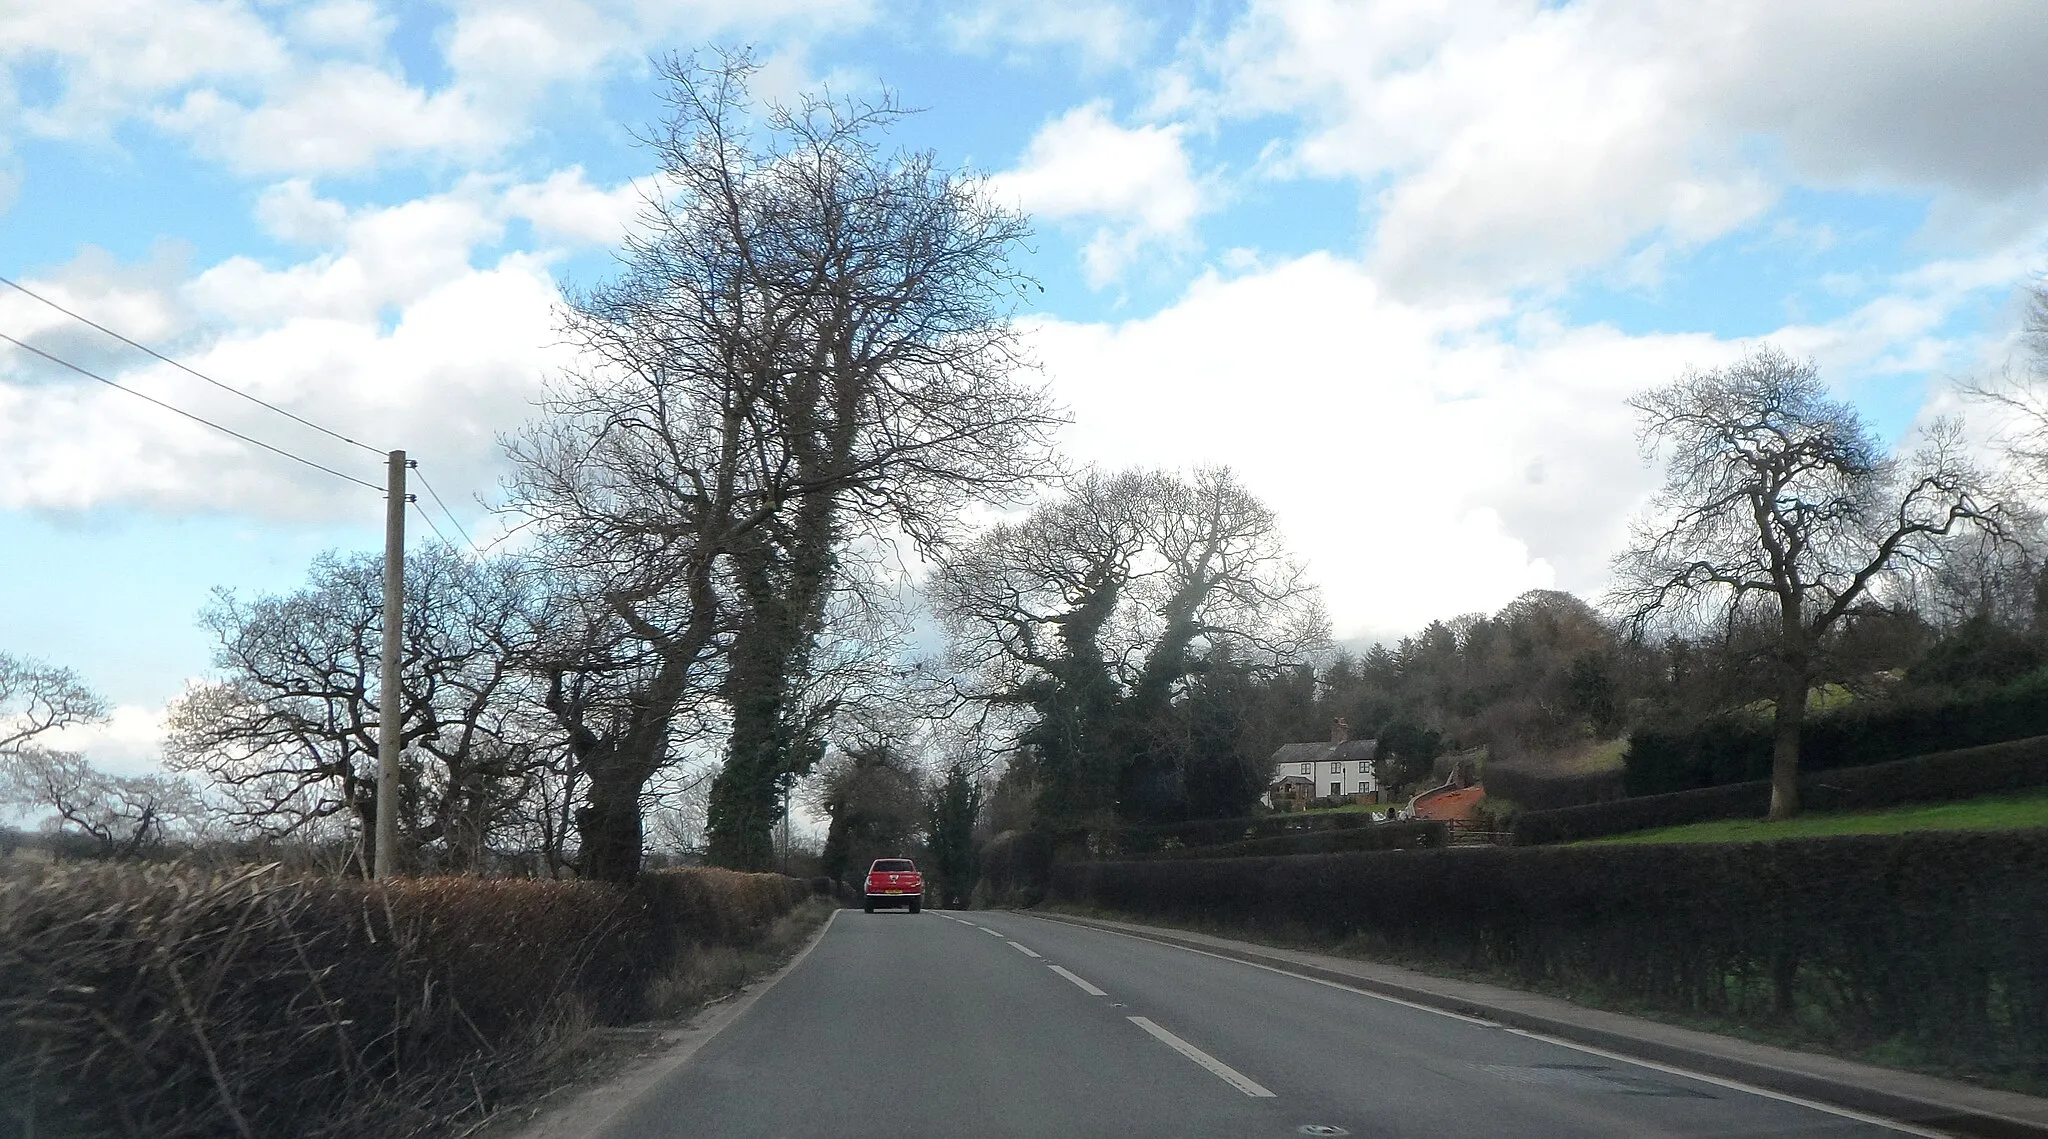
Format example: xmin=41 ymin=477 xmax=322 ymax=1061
xmin=1037 ymin=918 xmax=1940 ymax=1138
xmin=1048 ymin=964 xmax=1108 ymax=997
xmin=1127 ymin=1016 xmax=1276 ymax=1098
xmin=1008 ymin=940 xmax=1042 ymax=958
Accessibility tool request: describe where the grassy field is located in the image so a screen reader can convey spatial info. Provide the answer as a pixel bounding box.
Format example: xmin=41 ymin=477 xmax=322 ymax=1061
xmin=1583 ymin=789 xmax=2048 ymax=845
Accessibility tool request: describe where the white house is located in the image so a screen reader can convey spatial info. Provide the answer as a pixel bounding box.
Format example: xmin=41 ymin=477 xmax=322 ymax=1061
xmin=1267 ymin=718 xmax=1380 ymax=806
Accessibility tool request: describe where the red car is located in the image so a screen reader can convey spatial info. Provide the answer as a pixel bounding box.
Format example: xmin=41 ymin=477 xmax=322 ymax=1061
xmin=864 ymin=858 xmax=923 ymax=914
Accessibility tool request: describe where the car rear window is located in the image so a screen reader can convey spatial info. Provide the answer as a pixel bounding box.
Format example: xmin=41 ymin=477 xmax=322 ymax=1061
xmin=871 ymin=859 xmax=915 ymax=872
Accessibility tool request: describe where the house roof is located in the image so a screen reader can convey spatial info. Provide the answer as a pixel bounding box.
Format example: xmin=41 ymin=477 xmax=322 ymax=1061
xmin=1271 ymin=738 xmax=1378 ymax=766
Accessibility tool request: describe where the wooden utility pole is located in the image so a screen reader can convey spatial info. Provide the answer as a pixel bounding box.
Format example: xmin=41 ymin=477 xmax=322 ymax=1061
xmin=374 ymin=449 xmax=406 ymax=880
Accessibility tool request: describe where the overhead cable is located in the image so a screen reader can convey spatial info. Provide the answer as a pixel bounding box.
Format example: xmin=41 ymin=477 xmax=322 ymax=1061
xmin=412 ymin=465 xmax=479 ymax=552
xmin=411 ymin=498 xmax=456 ymax=549
xmin=0 ymin=331 xmax=384 ymax=493
xmin=0 ymin=274 xmax=387 ymax=457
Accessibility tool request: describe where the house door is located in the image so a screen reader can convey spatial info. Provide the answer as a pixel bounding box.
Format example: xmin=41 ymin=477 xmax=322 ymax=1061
xmin=1329 ymin=782 xmax=1341 ymax=798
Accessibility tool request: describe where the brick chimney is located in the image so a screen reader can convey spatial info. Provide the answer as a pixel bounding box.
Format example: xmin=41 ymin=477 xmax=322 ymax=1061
xmin=1330 ymin=716 xmax=1349 ymax=744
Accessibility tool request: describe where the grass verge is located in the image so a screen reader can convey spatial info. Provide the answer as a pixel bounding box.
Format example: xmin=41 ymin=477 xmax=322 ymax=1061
xmin=458 ymin=897 xmax=839 ymax=1139
xmin=1028 ymin=900 xmax=2047 ymax=1098
xmin=1582 ymin=789 xmax=2048 ymax=845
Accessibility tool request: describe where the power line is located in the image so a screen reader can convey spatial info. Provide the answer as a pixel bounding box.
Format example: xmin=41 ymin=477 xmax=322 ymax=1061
xmin=0 ymin=331 xmax=385 ymax=493
xmin=412 ymin=465 xmax=478 ymax=552
xmin=411 ymin=497 xmax=455 ymax=549
xmin=0 ymin=274 xmax=387 ymax=457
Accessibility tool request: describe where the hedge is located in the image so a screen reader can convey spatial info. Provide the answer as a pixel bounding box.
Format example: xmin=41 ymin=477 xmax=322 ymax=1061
xmin=1516 ymin=733 xmax=2048 ymax=845
xmin=1049 ymin=832 xmax=2048 ymax=1083
xmin=1481 ymin=764 xmax=1626 ymax=811
xmin=0 ymin=863 xmax=808 ymax=1139
xmin=1122 ymin=820 xmax=1447 ymax=860
xmin=1105 ymin=810 xmax=1376 ymax=855
xmin=1626 ymin=669 xmax=2048 ymax=795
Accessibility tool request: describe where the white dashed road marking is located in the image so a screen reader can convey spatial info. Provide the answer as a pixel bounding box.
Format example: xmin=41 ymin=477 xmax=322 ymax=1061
xmin=1127 ymin=1016 xmax=1276 ymax=1098
xmin=1048 ymin=965 xmax=1108 ymax=996
xmin=1009 ymin=941 xmax=1042 ymax=958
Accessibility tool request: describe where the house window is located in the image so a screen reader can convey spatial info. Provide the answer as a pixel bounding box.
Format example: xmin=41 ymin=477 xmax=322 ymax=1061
xmin=1358 ymin=781 xmax=1371 ymax=795
xmin=1299 ymin=762 xmax=1312 ymax=775
xmin=1329 ymin=761 xmax=1344 ymax=774
xmin=1329 ymin=782 xmax=1342 ymax=798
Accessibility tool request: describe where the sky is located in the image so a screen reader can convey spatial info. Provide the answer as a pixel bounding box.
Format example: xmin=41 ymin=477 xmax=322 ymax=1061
xmin=3 ymin=0 xmax=2047 ymax=776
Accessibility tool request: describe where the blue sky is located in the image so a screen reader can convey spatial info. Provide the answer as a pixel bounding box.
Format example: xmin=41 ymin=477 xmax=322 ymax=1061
xmin=3 ymin=0 xmax=2047 ymax=770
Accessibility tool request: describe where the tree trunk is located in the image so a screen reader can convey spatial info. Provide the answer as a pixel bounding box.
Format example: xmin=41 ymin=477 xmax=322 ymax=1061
xmin=577 ymin=775 xmax=645 ymax=883
xmin=1767 ymin=667 xmax=1807 ymax=821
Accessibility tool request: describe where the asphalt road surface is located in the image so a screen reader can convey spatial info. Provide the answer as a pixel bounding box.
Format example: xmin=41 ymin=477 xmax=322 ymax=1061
xmin=590 ymin=909 xmax=1930 ymax=1139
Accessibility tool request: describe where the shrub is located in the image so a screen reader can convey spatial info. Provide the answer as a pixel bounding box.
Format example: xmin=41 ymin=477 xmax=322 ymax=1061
xmin=1517 ymin=734 xmax=2048 ymax=844
xmin=1049 ymin=832 xmax=2048 ymax=1083
xmin=0 ymin=863 xmax=806 ymax=1139
xmin=1121 ymin=820 xmax=1447 ymax=860
xmin=1625 ymin=668 xmax=2048 ymax=795
xmin=1481 ymin=764 xmax=1625 ymax=811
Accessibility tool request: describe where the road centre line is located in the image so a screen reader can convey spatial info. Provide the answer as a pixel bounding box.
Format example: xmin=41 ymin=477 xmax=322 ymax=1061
xmin=1127 ymin=1016 xmax=1276 ymax=1098
xmin=1031 ymin=917 xmax=1941 ymax=1137
xmin=1047 ymin=965 xmax=1108 ymax=996
xmin=979 ymin=926 xmax=1004 ymax=937
xmin=1008 ymin=941 xmax=1042 ymax=958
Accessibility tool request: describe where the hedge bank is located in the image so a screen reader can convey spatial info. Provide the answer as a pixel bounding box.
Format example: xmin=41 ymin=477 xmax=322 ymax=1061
xmin=1049 ymin=832 xmax=2048 ymax=1084
xmin=1625 ymin=670 xmax=2048 ymax=795
xmin=1121 ymin=820 xmax=1446 ymax=860
xmin=0 ymin=863 xmax=808 ymax=1139
xmin=1515 ymin=733 xmax=2048 ymax=845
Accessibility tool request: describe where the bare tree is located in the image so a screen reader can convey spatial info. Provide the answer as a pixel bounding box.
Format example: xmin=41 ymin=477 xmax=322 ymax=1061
xmin=1 ymin=653 xmax=106 ymax=757
xmin=1609 ymin=346 xmax=2011 ymax=819
xmin=1 ymin=749 xmax=201 ymax=857
xmin=165 ymin=548 xmax=543 ymax=874
xmin=929 ymin=466 xmax=1326 ymax=827
xmin=507 ymin=51 xmax=1059 ymax=877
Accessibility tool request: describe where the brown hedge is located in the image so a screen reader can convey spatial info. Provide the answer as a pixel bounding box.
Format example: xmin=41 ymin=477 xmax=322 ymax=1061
xmin=1514 ymin=733 xmax=2048 ymax=845
xmin=1049 ymin=832 xmax=2048 ymax=1083
xmin=0 ymin=863 xmax=807 ymax=1139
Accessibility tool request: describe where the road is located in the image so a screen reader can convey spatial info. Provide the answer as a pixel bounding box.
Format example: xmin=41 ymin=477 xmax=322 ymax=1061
xmin=589 ymin=909 xmax=1929 ymax=1139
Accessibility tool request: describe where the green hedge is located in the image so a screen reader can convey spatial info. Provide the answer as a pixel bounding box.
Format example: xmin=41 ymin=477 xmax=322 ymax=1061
xmin=1122 ymin=820 xmax=1446 ymax=860
xmin=1482 ymin=764 xmax=1626 ymax=811
xmin=0 ymin=863 xmax=807 ymax=1139
xmin=1105 ymin=810 xmax=1375 ymax=854
xmin=1049 ymin=832 xmax=2048 ymax=1083
xmin=1626 ymin=669 xmax=2048 ymax=795
xmin=1516 ymin=734 xmax=2048 ymax=845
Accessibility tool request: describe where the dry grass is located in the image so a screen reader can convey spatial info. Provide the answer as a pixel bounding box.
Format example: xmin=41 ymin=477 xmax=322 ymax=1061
xmin=0 ymin=861 xmax=810 ymax=1139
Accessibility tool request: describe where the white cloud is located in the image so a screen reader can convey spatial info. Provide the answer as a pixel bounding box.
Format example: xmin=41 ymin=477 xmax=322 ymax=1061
xmin=1026 ymin=247 xmax=2032 ymax=639
xmin=1 ymin=0 xmax=288 ymax=138
xmin=254 ymin=178 xmax=350 ymax=245
xmin=994 ymin=102 xmax=1208 ymax=286
xmin=1186 ymin=0 xmax=2048 ymax=297
xmin=289 ymin=0 xmax=394 ymax=55
xmin=0 ymin=187 xmax=572 ymax=522
xmin=41 ymin=703 xmax=167 ymax=777
xmin=946 ymin=0 xmax=1150 ymax=67
xmin=160 ymin=63 xmax=505 ymax=174
xmin=3 ymin=0 xmax=881 ymax=178
xmin=502 ymin=167 xmax=646 ymax=247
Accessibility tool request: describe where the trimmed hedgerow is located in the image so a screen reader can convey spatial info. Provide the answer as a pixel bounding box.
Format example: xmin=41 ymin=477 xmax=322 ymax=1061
xmin=0 ymin=863 xmax=807 ymax=1139
xmin=1625 ymin=669 xmax=2048 ymax=795
xmin=1482 ymin=764 xmax=1626 ymax=811
xmin=1049 ymin=831 xmax=2048 ymax=1083
xmin=1106 ymin=810 xmax=1374 ymax=855
xmin=1516 ymin=734 xmax=2048 ymax=845
xmin=1124 ymin=820 xmax=1446 ymax=860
